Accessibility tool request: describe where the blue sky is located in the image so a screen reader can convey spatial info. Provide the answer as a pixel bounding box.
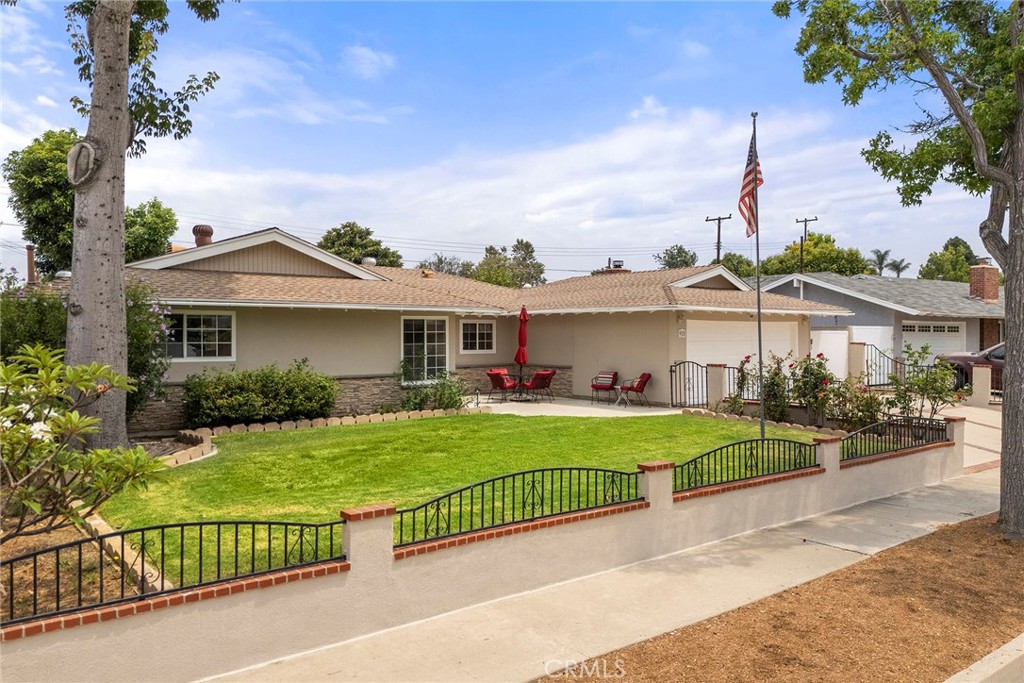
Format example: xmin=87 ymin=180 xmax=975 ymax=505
xmin=0 ymin=1 xmax=989 ymax=279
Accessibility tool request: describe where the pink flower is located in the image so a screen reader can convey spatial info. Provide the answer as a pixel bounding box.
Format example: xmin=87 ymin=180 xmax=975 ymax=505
xmin=823 ymin=379 xmax=829 ymax=386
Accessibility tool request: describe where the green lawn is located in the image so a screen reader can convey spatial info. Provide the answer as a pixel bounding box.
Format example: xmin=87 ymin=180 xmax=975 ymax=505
xmin=103 ymin=413 xmax=811 ymax=529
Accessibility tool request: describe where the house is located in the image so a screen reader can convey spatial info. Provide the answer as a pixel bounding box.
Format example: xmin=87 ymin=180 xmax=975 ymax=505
xmin=124 ymin=227 xmax=849 ymax=432
xmin=759 ymin=266 xmax=1004 ymax=364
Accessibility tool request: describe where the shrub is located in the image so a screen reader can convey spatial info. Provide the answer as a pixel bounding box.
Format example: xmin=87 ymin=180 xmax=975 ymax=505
xmin=884 ymin=343 xmax=971 ymax=419
xmin=827 ymin=376 xmax=884 ymax=431
xmin=789 ymin=352 xmax=835 ymax=426
xmin=0 ymin=270 xmax=170 ymax=421
xmin=183 ymin=359 xmax=337 ymax=428
xmin=399 ymin=373 xmax=468 ymax=411
xmin=0 ymin=345 xmax=163 ymax=543
xmin=760 ymin=352 xmax=791 ymax=423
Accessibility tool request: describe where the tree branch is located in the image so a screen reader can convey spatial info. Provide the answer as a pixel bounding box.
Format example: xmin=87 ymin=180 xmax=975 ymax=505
xmin=893 ymin=2 xmax=1014 ymax=190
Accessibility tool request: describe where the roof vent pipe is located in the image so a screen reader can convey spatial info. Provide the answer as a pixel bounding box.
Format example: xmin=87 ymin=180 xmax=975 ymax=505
xmin=361 ymin=256 xmax=377 ymax=266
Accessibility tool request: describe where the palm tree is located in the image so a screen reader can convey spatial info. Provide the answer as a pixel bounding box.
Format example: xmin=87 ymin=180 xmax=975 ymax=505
xmin=870 ymin=248 xmax=891 ymax=275
xmin=887 ymin=258 xmax=911 ymax=278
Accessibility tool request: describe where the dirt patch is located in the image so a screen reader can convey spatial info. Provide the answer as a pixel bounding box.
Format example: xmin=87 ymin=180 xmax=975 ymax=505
xmin=1 ymin=524 xmax=130 ymax=623
xmin=133 ymin=436 xmax=190 ymax=459
xmin=538 ymin=513 xmax=1024 ymax=683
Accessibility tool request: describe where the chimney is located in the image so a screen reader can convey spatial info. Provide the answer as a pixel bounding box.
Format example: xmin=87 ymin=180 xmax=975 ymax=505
xmin=192 ymin=224 xmax=214 ymax=247
xmin=969 ymin=259 xmax=999 ymax=302
xmin=26 ymin=244 xmax=37 ymax=286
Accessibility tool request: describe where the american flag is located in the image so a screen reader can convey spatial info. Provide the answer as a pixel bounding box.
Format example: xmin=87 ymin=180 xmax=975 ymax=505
xmin=738 ymin=131 xmax=763 ymax=238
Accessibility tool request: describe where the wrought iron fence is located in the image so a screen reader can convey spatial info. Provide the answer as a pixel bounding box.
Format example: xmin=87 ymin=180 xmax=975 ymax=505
xmin=840 ymin=417 xmax=949 ymax=461
xmin=669 ymin=360 xmax=708 ymax=408
xmin=395 ymin=468 xmax=642 ymax=547
xmin=673 ymin=439 xmax=818 ymax=492
xmin=2 ymin=520 xmax=346 ymax=625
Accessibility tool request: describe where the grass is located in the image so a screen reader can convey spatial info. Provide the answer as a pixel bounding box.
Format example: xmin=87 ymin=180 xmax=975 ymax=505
xmin=103 ymin=413 xmax=812 ymax=528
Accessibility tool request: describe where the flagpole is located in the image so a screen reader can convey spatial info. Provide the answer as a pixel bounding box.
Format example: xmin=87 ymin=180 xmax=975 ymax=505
xmin=752 ymin=112 xmax=766 ymax=440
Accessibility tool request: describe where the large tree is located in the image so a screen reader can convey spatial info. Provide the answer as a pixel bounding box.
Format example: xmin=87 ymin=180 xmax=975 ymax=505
xmin=918 ymin=244 xmax=974 ymax=282
xmin=774 ymin=0 xmax=1023 ymax=537
xmin=3 ymin=131 xmax=182 ymax=274
xmin=869 ymin=248 xmax=891 ymax=275
xmin=653 ymin=244 xmax=698 ymax=269
xmin=63 ymin=0 xmax=222 ymax=447
xmin=719 ymin=252 xmax=756 ymax=278
xmin=2 ymin=129 xmax=78 ymax=275
xmin=417 ymin=253 xmax=475 ymax=277
xmin=760 ymin=231 xmax=870 ymax=276
xmin=472 ymin=239 xmax=546 ymax=288
xmin=318 ymin=222 xmax=403 ymax=267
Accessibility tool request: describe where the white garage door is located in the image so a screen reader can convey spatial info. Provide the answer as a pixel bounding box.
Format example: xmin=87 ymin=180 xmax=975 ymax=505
xmin=811 ymin=329 xmax=849 ymax=378
xmin=686 ymin=320 xmax=799 ymax=367
xmin=900 ymin=321 xmax=966 ymax=362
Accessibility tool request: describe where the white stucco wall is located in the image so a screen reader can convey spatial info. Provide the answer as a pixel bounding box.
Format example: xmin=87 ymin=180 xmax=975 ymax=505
xmin=0 ymin=421 xmax=964 ymax=682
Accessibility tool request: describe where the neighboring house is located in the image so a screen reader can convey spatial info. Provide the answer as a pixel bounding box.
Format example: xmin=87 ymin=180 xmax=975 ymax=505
xmin=123 ymin=227 xmax=849 ymax=432
xmin=759 ymin=265 xmax=1004 ymax=362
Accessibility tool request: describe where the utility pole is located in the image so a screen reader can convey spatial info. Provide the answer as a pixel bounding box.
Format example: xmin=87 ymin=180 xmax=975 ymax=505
xmin=796 ymin=216 xmax=818 ymax=243
xmin=706 ymin=214 xmax=732 ymax=263
xmin=796 ymin=216 xmax=817 ymax=274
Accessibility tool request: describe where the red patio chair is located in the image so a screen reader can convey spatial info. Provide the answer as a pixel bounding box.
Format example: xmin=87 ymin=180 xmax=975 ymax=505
xmin=618 ymin=372 xmax=652 ymax=407
xmin=521 ymin=369 xmax=556 ymax=402
xmin=590 ymin=371 xmax=618 ymax=404
xmin=486 ymin=370 xmax=517 ymax=402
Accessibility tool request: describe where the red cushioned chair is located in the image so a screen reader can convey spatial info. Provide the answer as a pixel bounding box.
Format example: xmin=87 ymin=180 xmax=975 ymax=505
xmin=486 ymin=370 xmax=517 ymax=402
xmin=521 ymin=369 xmax=556 ymax=402
xmin=618 ymin=372 xmax=652 ymax=407
xmin=590 ymin=371 xmax=618 ymax=404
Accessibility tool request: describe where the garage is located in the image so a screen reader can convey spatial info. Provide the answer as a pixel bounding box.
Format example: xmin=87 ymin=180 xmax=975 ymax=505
xmin=686 ymin=319 xmax=800 ymax=367
xmin=899 ymin=321 xmax=966 ymax=362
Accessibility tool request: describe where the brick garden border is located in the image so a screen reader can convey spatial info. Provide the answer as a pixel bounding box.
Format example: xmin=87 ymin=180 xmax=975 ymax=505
xmin=677 ymin=407 xmax=849 ymax=438
xmin=164 ymin=406 xmax=493 ymax=468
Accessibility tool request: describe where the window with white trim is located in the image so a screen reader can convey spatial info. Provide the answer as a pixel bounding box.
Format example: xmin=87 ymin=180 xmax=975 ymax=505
xmin=460 ymin=320 xmax=495 ymax=354
xmin=164 ymin=313 xmax=235 ymax=360
xmin=402 ymin=317 xmax=448 ymax=382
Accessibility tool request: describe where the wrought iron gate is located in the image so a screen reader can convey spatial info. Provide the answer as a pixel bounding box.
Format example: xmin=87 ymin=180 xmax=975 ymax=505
xmin=669 ymin=360 xmax=708 ymax=408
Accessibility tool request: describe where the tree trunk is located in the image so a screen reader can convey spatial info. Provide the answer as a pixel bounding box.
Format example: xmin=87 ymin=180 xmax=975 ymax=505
xmin=65 ymin=0 xmax=135 ymax=448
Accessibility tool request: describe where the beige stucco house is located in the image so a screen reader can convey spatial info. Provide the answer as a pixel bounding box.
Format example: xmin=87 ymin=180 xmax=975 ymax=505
xmin=126 ymin=228 xmax=848 ymax=432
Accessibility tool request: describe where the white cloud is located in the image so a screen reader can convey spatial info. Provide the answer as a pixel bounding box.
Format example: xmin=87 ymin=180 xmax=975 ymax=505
xmin=33 ymin=95 xmax=57 ymax=108
xmin=629 ymin=96 xmax=668 ymax=120
xmin=117 ymin=105 xmax=988 ymax=279
xmin=342 ymin=45 xmax=396 ymax=80
xmin=679 ymin=40 xmax=710 ymax=60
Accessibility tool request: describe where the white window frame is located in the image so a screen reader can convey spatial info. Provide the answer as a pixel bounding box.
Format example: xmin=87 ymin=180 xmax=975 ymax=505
xmin=460 ymin=319 xmax=496 ymax=355
xmin=400 ymin=316 xmax=449 ymax=385
xmin=165 ymin=310 xmax=236 ymax=363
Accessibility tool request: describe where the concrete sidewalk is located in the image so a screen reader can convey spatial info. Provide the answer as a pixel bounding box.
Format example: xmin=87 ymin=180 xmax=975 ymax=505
xmin=208 ymin=468 xmax=1001 ymax=683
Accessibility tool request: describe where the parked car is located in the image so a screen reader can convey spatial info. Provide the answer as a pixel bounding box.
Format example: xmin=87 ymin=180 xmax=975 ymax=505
xmin=936 ymin=342 xmax=1005 ymax=390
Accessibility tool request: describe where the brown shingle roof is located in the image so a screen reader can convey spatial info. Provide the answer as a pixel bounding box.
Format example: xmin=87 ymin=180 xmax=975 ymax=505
xmin=127 ymin=263 xmax=847 ymax=316
xmin=126 ymin=268 xmax=508 ymax=313
xmin=519 ymin=267 xmax=848 ymax=315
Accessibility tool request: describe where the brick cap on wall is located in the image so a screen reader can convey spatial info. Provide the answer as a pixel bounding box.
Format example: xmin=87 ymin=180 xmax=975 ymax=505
xmin=637 ymin=460 xmax=675 ymax=472
xmin=943 ymin=416 xmax=967 ymax=423
xmin=812 ymin=435 xmax=841 ymax=444
xmin=341 ymin=504 xmax=396 ymax=521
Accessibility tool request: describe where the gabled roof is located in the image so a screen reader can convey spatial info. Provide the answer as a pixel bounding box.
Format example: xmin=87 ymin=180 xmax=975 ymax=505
xmin=128 ymin=228 xmax=387 ymax=281
xmin=127 ymin=268 xmax=508 ymax=315
xmin=125 ymin=228 xmax=848 ymax=317
xmin=520 ymin=265 xmax=849 ymax=316
xmin=761 ymin=272 xmax=1004 ymax=319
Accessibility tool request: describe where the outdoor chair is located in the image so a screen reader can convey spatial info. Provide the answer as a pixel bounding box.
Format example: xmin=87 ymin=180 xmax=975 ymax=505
xmin=617 ymin=372 xmax=652 ymax=407
xmin=521 ymin=369 xmax=557 ymax=402
xmin=486 ymin=370 xmax=518 ymax=402
xmin=590 ymin=371 xmax=619 ymax=404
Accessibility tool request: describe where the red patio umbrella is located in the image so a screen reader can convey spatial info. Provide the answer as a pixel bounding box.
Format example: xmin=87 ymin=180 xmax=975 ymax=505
xmin=514 ymin=305 xmax=529 ymax=381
